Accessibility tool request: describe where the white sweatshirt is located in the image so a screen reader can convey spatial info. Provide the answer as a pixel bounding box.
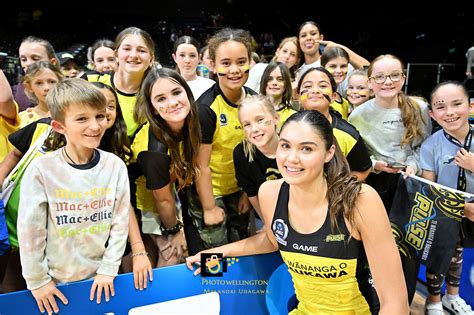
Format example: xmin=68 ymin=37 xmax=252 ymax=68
xmin=18 ymin=149 xmax=130 ymax=290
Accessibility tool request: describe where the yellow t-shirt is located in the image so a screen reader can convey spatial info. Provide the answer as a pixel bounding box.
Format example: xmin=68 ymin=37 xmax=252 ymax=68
xmin=277 ymin=106 xmax=297 ymax=130
xmin=197 ymin=85 xmax=256 ymax=196
xmin=330 ymin=111 xmax=372 ymax=172
xmin=330 ymin=97 xmax=350 ymax=121
xmin=86 ymin=72 xmax=139 ymax=136
xmin=0 ymin=105 xmax=20 ymax=161
xmin=19 ymin=107 xmax=42 ymax=128
xmin=130 ymin=123 xmax=156 ymax=214
xmin=6 ymin=118 xmax=51 ymax=247
xmin=129 ymin=123 xmax=184 ymax=235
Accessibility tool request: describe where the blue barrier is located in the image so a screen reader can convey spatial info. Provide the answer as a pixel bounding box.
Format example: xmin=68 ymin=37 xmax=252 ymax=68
xmin=265 ymin=264 xmax=296 ymax=314
xmin=0 ymin=252 xmax=283 ymax=315
xmin=1 ymin=249 xmax=471 ymax=314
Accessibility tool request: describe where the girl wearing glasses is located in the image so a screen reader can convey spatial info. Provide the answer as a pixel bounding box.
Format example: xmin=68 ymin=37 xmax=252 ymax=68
xmin=348 ymin=54 xmax=432 ymax=212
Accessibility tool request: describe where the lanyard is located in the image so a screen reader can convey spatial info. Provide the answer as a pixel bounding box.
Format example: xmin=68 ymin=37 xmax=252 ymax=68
xmin=443 ymin=126 xmax=473 ymax=191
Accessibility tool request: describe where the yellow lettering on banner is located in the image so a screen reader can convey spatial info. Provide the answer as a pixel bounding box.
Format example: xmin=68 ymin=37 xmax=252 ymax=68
xmin=405 ymin=192 xmax=433 ymax=250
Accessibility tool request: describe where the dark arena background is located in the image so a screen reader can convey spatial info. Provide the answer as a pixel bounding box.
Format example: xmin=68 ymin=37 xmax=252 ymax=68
xmin=0 ymin=2 xmax=473 ymax=314
xmin=1 ymin=2 xmax=473 ymax=99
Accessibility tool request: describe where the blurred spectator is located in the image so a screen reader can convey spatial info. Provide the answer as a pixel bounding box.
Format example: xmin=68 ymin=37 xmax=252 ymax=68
xmin=199 ymin=45 xmax=215 ymax=81
xmin=262 ymin=33 xmax=275 ymax=55
xmin=58 ymin=52 xmax=84 ymax=78
xmin=13 ymin=36 xmax=59 ymax=112
xmin=250 ymin=52 xmax=260 ymax=68
xmin=87 ymin=39 xmax=117 ymax=73
xmin=466 ymin=44 xmax=474 ymax=79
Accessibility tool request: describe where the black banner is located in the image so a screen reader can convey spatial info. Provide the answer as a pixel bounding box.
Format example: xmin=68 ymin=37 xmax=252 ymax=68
xmin=390 ymin=175 xmax=467 ymax=275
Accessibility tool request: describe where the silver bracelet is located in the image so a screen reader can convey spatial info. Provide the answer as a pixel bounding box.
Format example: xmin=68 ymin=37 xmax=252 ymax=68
xmin=131 ymin=251 xmax=148 ymax=257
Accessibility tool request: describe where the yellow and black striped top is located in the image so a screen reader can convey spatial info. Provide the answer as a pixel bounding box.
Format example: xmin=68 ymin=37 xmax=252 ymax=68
xmin=85 ymin=71 xmax=139 ymax=136
xmin=197 ymin=84 xmax=256 ymax=196
xmin=272 ymin=182 xmax=376 ymax=314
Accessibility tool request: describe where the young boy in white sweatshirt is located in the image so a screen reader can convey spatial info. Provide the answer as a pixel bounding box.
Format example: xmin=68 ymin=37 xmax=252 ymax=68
xmin=17 ymin=78 xmax=130 ymax=314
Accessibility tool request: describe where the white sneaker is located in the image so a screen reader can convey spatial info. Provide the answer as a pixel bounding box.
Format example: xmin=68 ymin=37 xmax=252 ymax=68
xmin=442 ymin=295 xmax=474 ymax=314
xmin=425 ymin=301 xmax=444 ymax=315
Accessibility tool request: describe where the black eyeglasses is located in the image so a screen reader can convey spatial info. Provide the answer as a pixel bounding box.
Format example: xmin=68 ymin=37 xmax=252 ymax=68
xmin=369 ymin=72 xmax=405 ymax=84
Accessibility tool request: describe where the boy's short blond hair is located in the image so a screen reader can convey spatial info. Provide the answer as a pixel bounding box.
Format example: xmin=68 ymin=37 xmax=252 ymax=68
xmin=46 ymin=78 xmax=106 ymax=123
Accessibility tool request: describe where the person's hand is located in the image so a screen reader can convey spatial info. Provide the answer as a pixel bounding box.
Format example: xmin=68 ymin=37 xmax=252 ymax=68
xmin=130 ymin=241 xmax=153 ymax=290
xmin=166 ymin=229 xmax=187 ymax=260
xmin=238 ymin=193 xmax=252 ymax=215
xmin=132 ymin=253 xmax=153 ymax=290
xmin=185 ymin=252 xmax=202 ymax=276
xmin=402 ymin=166 xmax=416 ymax=178
xmin=291 ymin=80 xmax=299 ymax=100
xmin=317 ymin=40 xmax=337 ymax=51
xmin=455 ymin=148 xmax=474 ymax=172
xmin=203 ymin=206 xmax=225 ymax=226
xmin=90 ymin=274 xmax=115 ymax=304
xmin=31 ymin=281 xmax=68 ymax=314
xmin=464 ymin=202 xmax=474 ymax=221
xmin=467 ymin=71 xmax=472 ymax=78
xmin=374 ymin=160 xmax=401 ymax=174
